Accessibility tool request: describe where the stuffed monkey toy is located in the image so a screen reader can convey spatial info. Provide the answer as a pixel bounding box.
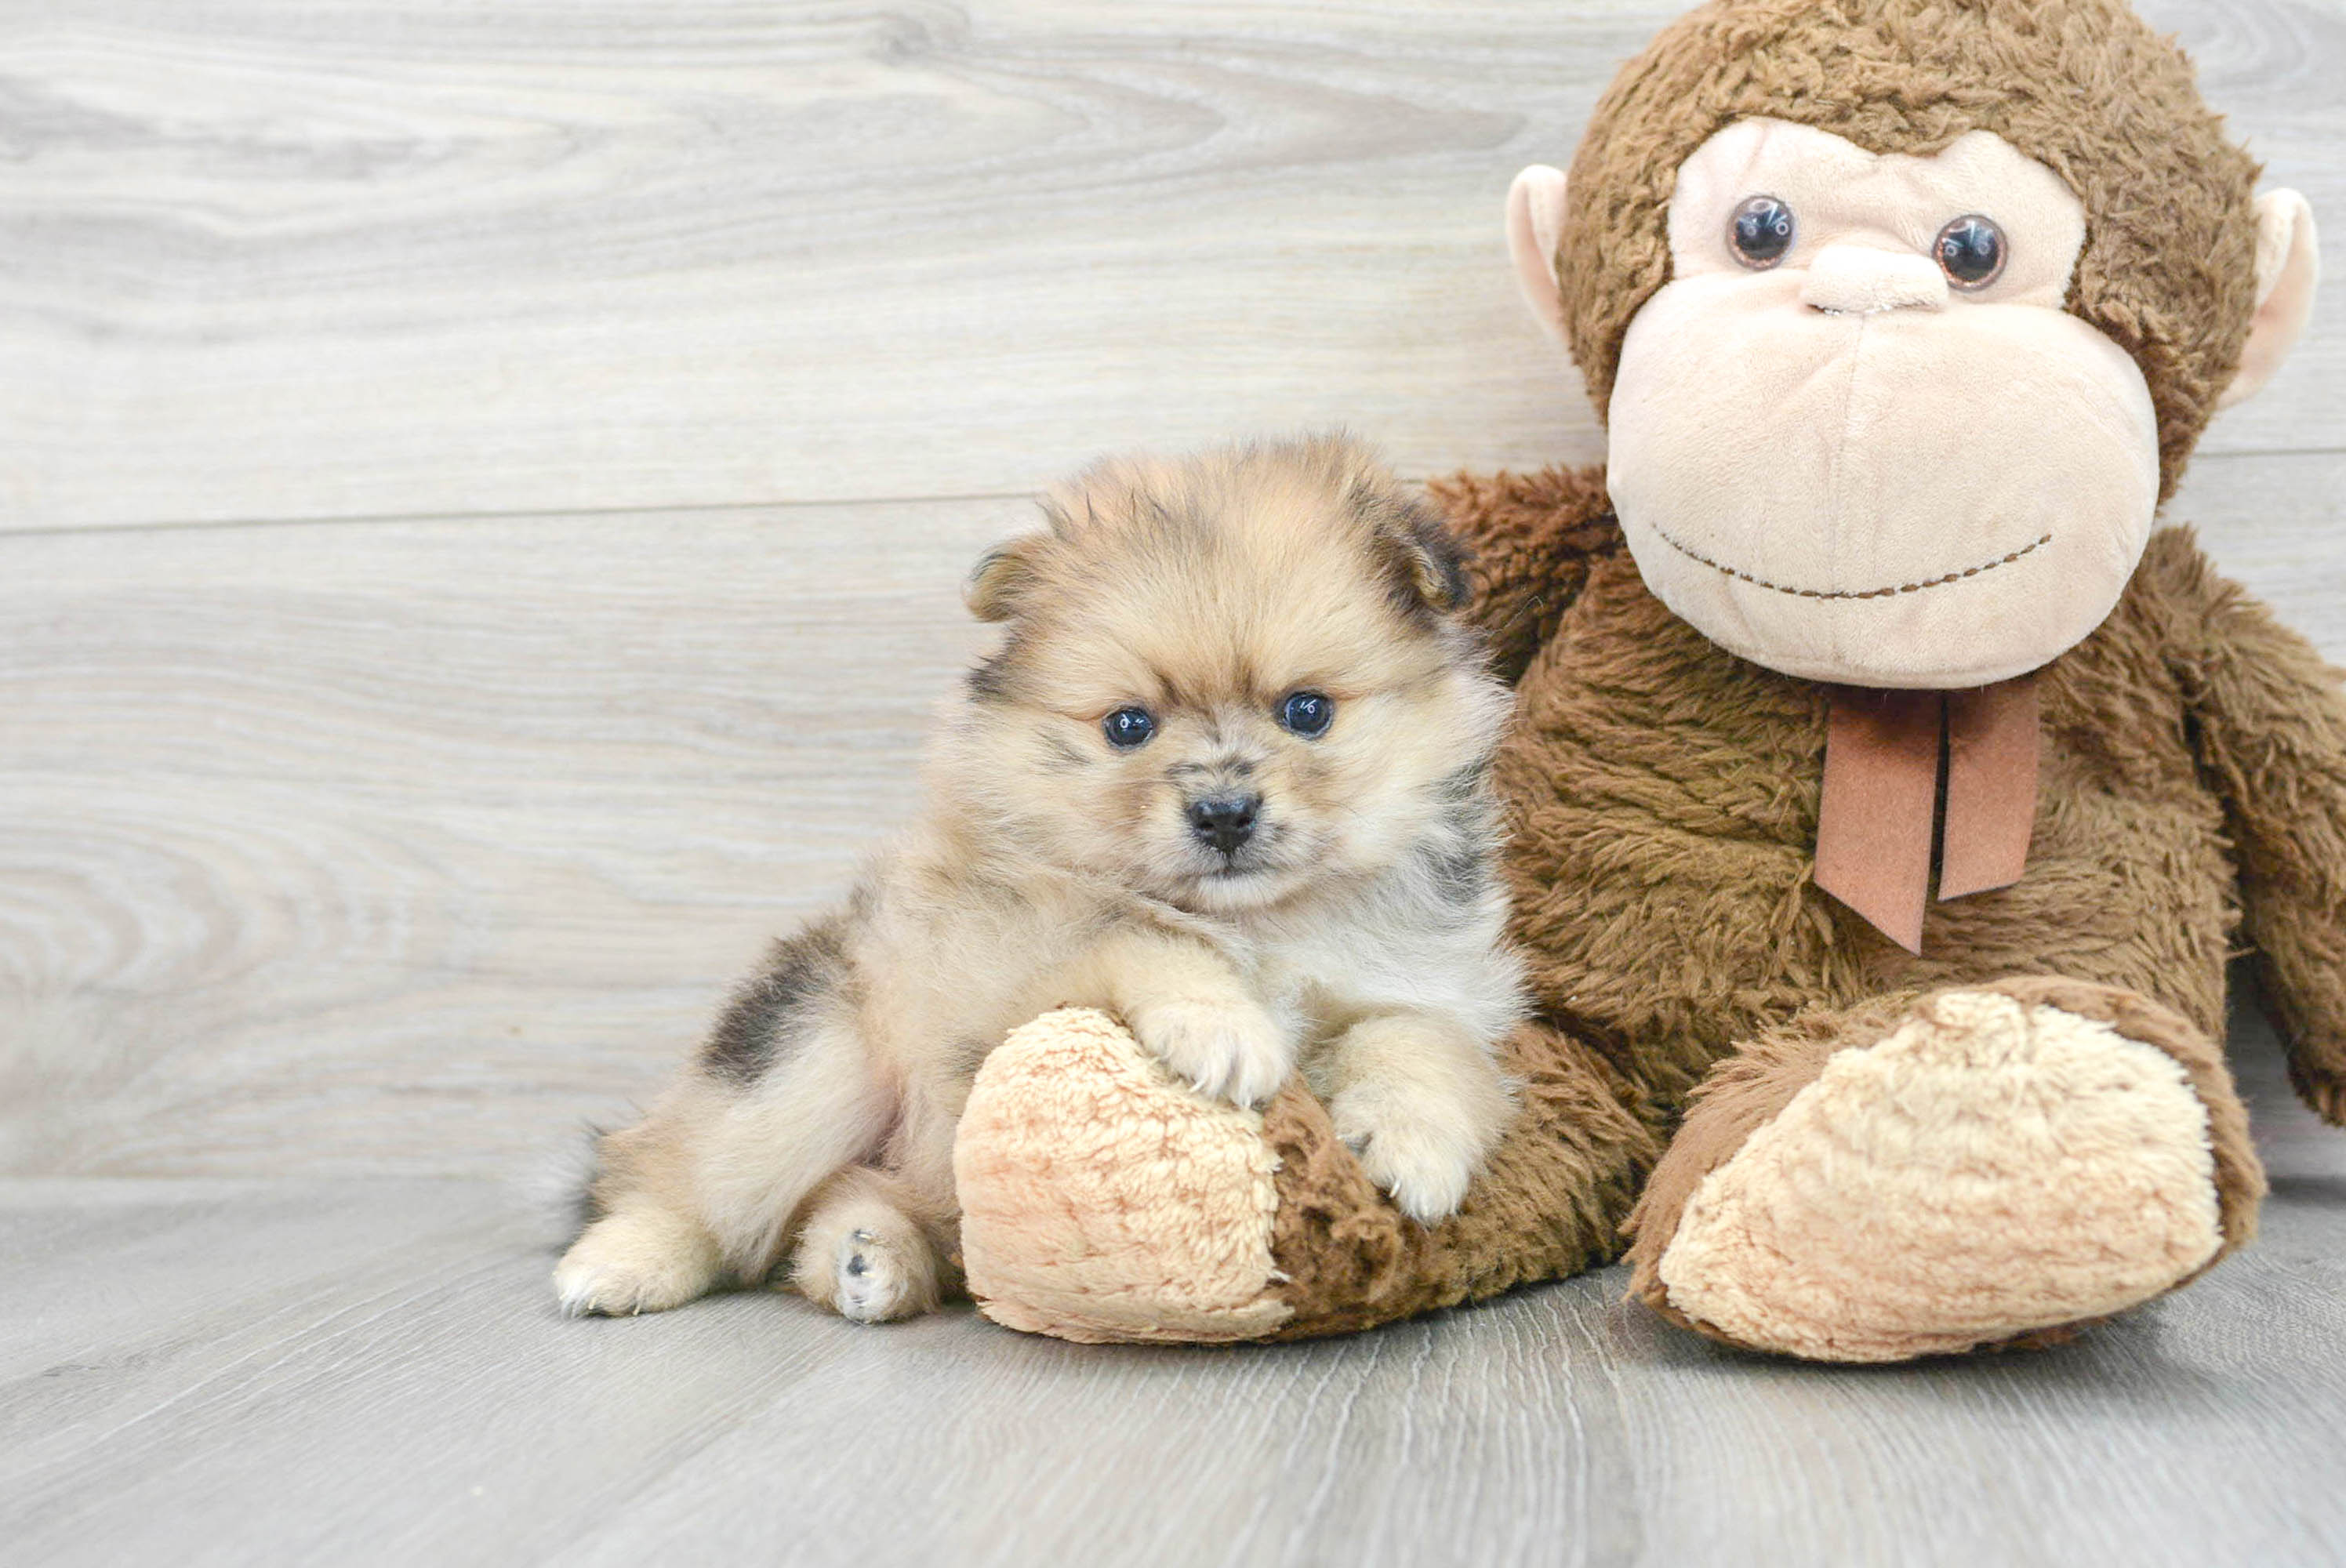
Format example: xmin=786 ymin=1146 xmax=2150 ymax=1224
xmin=949 ymin=0 xmax=2333 ymax=1360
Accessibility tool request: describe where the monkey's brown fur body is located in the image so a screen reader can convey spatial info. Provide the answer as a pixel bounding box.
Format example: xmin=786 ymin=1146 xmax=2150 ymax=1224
xmin=1250 ymin=493 xmax=2323 ymax=1341
xmin=947 ymin=0 xmax=2339 ymax=1359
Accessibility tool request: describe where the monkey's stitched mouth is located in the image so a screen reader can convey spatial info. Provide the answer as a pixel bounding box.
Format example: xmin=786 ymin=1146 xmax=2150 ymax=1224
xmin=1646 ymin=524 xmax=2054 ymax=601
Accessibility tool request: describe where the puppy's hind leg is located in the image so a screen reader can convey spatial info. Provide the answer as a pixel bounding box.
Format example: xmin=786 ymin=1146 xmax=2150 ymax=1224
xmin=791 ymin=1167 xmax=957 ymax=1323
xmin=790 ymin=1078 xmax=964 ymax=1323
xmin=556 ymin=1018 xmax=894 ymax=1316
xmin=555 ymin=922 xmax=893 ymax=1316
xmin=690 ymin=1009 xmax=898 ymax=1287
xmin=555 ymin=1112 xmax=727 ymax=1316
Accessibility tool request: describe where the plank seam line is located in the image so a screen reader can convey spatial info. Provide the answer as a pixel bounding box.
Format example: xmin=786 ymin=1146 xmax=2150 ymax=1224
xmin=0 ymin=491 xmax=1039 ymax=539
xmin=1 ymin=445 xmax=2339 ymax=539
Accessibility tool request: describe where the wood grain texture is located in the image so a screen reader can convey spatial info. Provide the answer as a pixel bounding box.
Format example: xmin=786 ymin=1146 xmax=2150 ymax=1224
xmin=1 ymin=1025 xmax=2341 ymax=1568
xmin=0 ymin=496 xmax=1015 ymax=1174
xmin=1 ymin=0 xmax=2338 ymax=530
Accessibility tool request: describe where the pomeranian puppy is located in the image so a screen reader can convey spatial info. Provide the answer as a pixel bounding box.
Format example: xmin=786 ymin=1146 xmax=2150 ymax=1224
xmin=554 ymin=435 xmax=1524 ymax=1323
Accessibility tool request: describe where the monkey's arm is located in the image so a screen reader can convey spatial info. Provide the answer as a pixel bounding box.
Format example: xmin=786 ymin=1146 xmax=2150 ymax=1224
xmin=2171 ymin=537 xmax=2346 ymax=1125
xmin=1424 ymin=464 xmax=1620 ymax=685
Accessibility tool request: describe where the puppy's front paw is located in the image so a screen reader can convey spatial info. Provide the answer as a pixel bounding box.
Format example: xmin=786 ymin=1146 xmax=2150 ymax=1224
xmin=1132 ymin=997 xmax=1293 ymax=1107
xmin=1330 ymin=1081 xmax=1490 ymax=1223
xmin=553 ymin=1210 xmax=723 ymax=1316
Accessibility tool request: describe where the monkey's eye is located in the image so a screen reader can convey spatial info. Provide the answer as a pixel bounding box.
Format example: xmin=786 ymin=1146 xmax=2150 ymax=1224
xmin=1102 ymin=706 xmax=1157 ymax=749
xmin=1935 ymin=215 xmax=2006 ymax=289
xmin=1279 ymin=691 xmax=1333 ymax=737
xmin=1727 ymin=195 xmax=1796 ymax=269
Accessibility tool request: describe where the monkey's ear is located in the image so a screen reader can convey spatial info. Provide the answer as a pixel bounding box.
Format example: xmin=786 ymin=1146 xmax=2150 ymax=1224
xmin=1507 ymin=165 xmax=1571 ymax=343
xmin=2218 ymin=190 xmax=2319 ymax=410
xmin=965 ymin=535 xmax=1047 ymax=622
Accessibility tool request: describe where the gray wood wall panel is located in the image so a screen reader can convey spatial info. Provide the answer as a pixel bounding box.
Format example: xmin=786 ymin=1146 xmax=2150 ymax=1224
xmin=0 ymin=498 xmax=1012 ymax=1174
xmin=1 ymin=0 xmax=2337 ymax=531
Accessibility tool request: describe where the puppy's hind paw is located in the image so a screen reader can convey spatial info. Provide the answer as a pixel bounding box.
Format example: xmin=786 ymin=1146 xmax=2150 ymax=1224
xmin=790 ymin=1218 xmax=940 ymax=1324
xmin=553 ymin=1211 xmax=722 ymax=1316
xmin=1131 ymin=997 xmax=1294 ymax=1108
xmin=832 ymin=1228 xmax=938 ymax=1324
xmin=1331 ymin=1084 xmax=1484 ymax=1224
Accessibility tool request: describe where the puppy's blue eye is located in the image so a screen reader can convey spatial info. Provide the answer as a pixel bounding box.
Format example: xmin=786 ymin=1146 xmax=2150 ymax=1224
xmin=1102 ymin=706 xmax=1156 ymax=748
xmin=1280 ymin=691 xmax=1333 ymax=737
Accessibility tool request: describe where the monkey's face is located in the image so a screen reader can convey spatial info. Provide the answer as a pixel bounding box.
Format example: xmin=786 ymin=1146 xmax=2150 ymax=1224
xmin=1605 ymin=119 xmax=2160 ymax=688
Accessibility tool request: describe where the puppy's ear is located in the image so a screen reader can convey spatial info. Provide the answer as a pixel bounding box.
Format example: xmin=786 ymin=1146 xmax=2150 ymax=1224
xmin=1350 ymin=481 xmax=1472 ymax=617
xmin=1387 ymin=503 xmax=1472 ymax=614
xmin=964 ymin=534 xmax=1048 ymax=622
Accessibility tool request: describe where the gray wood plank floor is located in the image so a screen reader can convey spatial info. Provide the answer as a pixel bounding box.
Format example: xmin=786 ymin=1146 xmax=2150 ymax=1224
xmin=5 ymin=1 xmax=2346 ymax=1563
xmin=3 ymin=1017 xmax=2344 ymax=1567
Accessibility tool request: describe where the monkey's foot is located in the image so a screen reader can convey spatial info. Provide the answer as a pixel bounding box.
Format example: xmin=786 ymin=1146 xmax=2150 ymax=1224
xmin=1628 ymin=979 xmax=2264 ymax=1363
xmin=953 ymin=1008 xmax=1293 ymax=1343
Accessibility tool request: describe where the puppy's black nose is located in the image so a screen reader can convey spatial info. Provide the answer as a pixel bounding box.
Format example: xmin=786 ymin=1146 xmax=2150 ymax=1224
xmin=1187 ymin=793 xmax=1260 ymax=855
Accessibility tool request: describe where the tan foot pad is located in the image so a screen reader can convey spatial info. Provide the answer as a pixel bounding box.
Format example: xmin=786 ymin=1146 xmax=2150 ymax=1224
xmin=1658 ymin=991 xmax=2223 ymax=1362
xmin=954 ymin=1007 xmax=1291 ymax=1343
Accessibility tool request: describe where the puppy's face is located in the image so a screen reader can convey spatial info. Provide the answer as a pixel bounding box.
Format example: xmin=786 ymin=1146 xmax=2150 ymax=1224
xmin=942 ymin=438 xmax=1509 ymax=914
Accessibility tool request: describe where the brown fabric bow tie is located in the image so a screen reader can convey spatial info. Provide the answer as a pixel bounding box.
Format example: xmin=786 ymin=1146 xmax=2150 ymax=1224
xmin=1813 ymin=675 xmax=2040 ymax=954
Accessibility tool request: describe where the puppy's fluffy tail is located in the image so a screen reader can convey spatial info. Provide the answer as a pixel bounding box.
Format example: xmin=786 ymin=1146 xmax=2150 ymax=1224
xmin=508 ymin=1116 xmax=614 ymax=1254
